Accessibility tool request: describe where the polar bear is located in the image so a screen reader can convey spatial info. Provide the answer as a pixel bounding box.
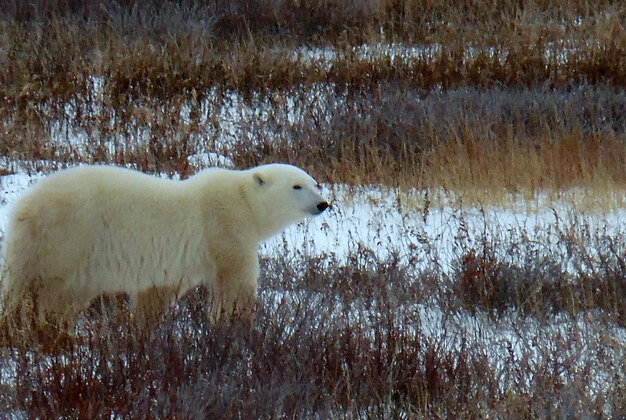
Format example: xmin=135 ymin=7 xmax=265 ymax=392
xmin=1 ymin=163 xmax=329 ymax=330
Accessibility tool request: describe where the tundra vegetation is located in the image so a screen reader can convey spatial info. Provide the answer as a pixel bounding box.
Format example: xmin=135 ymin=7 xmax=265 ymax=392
xmin=0 ymin=0 xmax=624 ymax=418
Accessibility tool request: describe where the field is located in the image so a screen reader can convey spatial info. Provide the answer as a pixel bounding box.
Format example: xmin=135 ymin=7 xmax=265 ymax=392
xmin=0 ymin=1 xmax=625 ymax=418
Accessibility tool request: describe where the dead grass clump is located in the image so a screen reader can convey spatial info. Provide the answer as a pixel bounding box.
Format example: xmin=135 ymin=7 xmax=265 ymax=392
xmin=0 ymin=233 xmax=624 ymax=417
xmin=449 ymin=222 xmax=626 ymax=324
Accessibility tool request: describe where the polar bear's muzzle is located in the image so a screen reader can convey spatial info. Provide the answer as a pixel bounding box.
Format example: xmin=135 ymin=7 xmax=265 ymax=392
xmin=314 ymin=201 xmax=330 ymax=214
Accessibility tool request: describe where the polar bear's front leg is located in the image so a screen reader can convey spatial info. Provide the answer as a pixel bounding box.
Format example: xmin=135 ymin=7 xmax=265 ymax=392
xmin=209 ymin=255 xmax=259 ymax=324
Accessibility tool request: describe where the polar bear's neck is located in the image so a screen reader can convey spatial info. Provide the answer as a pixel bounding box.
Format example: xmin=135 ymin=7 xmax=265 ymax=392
xmin=237 ymin=182 xmax=288 ymax=242
xmin=188 ymin=168 xmax=294 ymax=244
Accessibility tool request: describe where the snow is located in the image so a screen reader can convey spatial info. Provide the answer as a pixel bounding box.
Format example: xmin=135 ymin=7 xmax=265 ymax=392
xmin=0 ymin=171 xmax=43 ymax=232
xmin=261 ymin=185 xmax=626 ymax=276
xmin=186 ymin=152 xmax=234 ymax=169
xmin=291 ymin=41 xmax=582 ymax=69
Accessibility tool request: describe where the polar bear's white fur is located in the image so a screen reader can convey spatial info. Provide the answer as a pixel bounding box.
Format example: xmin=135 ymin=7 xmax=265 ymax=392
xmin=1 ymin=164 xmax=329 ymax=328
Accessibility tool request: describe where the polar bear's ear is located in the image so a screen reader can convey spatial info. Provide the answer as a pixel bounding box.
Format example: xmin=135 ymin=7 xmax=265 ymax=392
xmin=253 ymin=173 xmax=266 ymax=186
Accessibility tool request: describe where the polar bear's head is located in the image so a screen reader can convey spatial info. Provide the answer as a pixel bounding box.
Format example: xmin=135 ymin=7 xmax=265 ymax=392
xmin=249 ymin=164 xmax=329 ymax=239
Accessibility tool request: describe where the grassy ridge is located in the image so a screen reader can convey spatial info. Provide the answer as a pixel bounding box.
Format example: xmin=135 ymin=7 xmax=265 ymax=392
xmin=3 ymin=83 xmax=626 ymax=197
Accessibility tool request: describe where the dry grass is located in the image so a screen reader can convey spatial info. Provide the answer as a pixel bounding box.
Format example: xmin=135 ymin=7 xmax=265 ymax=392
xmin=0 ymin=224 xmax=624 ymax=418
xmin=0 ymin=0 xmax=625 ymax=200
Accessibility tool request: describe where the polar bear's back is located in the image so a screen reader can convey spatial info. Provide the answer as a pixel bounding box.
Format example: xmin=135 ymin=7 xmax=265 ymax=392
xmin=2 ymin=165 xmax=212 ymax=308
xmin=7 ymin=166 xmax=188 ymax=249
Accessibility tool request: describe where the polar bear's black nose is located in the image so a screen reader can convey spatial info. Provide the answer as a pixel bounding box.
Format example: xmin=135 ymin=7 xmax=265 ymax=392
xmin=317 ymin=201 xmax=329 ymax=212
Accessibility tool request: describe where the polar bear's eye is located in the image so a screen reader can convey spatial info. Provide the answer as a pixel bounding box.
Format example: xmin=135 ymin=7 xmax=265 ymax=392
xmin=293 ymin=185 xmax=302 ymax=190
